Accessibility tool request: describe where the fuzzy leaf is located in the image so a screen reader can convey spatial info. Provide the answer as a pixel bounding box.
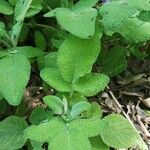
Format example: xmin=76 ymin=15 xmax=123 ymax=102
xmin=25 ymin=117 xmax=102 ymax=150
xmin=43 ymin=95 xmax=64 ymax=114
xmin=89 ymin=136 xmax=110 ymax=150
xmin=100 ymin=1 xmax=150 ymax=43
xmin=24 ymin=118 xmax=65 ymax=142
xmin=29 ymin=107 xmax=53 ymax=125
xmin=45 ymin=7 xmax=98 ymax=39
xmin=58 ymin=29 xmax=102 ymax=82
xmin=0 ymin=54 xmax=31 ymax=105
xmin=8 ymin=46 xmax=43 ymax=58
xmin=70 ymin=101 xmax=91 ymax=118
xmin=98 ymin=46 xmax=127 ymax=77
xmin=73 ymin=0 xmax=99 ymax=9
xmin=100 ymin=114 xmax=139 ymax=148
xmin=0 ymin=0 xmax=14 ymax=15
xmin=35 ymin=31 xmax=47 ymax=51
xmin=0 ymin=116 xmax=28 ymax=150
xmin=40 ymin=67 xmax=71 ymax=92
xmin=73 ymin=73 xmax=109 ymax=97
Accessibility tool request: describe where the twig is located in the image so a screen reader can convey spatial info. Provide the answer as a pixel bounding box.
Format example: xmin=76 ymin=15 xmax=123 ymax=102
xmin=106 ymin=86 xmax=148 ymax=150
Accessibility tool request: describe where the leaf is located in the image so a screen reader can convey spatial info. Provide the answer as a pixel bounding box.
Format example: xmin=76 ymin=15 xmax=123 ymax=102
xmin=100 ymin=1 xmax=150 ymax=43
xmin=73 ymin=0 xmax=99 ymax=10
xmin=85 ymin=102 xmax=102 ymax=118
xmin=29 ymin=107 xmax=53 ymax=125
xmin=70 ymin=101 xmax=91 ymax=118
xmin=0 ymin=116 xmax=28 ymax=150
xmin=8 ymin=46 xmax=43 ymax=58
xmin=35 ymin=31 xmax=47 ymax=51
xmin=100 ymin=114 xmax=140 ymax=148
xmin=67 ymin=92 xmax=87 ymax=107
xmin=0 ymin=22 xmax=7 ymax=38
xmin=73 ymin=73 xmax=109 ymax=97
xmin=89 ymin=136 xmax=110 ymax=150
xmin=0 ymin=54 xmax=31 ymax=105
xmin=31 ymin=141 xmax=43 ymax=150
xmin=58 ymin=28 xmax=102 ymax=82
xmin=24 ymin=117 xmax=102 ymax=150
xmin=37 ymin=52 xmax=57 ymax=69
xmin=98 ymin=46 xmax=127 ymax=77
xmin=0 ymin=51 xmax=9 ymax=58
xmin=40 ymin=67 xmax=71 ymax=92
xmin=43 ymin=95 xmax=64 ymax=115
xmin=0 ymin=100 xmax=7 ymax=114
xmin=0 ymin=0 xmax=14 ymax=15
xmin=24 ymin=117 xmax=65 ymax=142
xmin=44 ymin=7 xmax=98 ymax=39
xmin=48 ymin=130 xmax=92 ymax=150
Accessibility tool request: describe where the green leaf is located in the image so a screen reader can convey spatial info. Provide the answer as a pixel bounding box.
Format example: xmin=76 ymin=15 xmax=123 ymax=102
xmin=29 ymin=107 xmax=53 ymax=125
xmin=0 ymin=100 xmax=7 ymax=114
xmin=67 ymin=92 xmax=87 ymax=107
xmin=70 ymin=101 xmax=91 ymax=118
xmin=0 ymin=22 xmax=7 ymax=38
xmin=139 ymin=11 xmax=150 ymax=22
xmin=100 ymin=114 xmax=139 ymax=148
xmin=0 ymin=51 xmax=9 ymax=58
xmin=85 ymin=102 xmax=102 ymax=118
xmin=0 ymin=0 xmax=14 ymax=15
xmin=98 ymin=46 xmax=127 ymax=77
xmin=35 ymin=31 xmax=47 ymax=51
xmin=43 ymin=95 xmax=64 ymax=115
xmin=0 ymin=116 xmax=28 ymax=150
xmin=31 ymin=141 xmax=43 ymax=150
xmin=8 ymin=46 xmax=43 ymax=58
xmin=44 ymin=7 xmax=98 ymax=39
xmin=89 ymin=136 xmax=110 ymax=150
xmin=73 ymin=73 xmax=109 ymax=97
xmin=48 ymin=130 xmax=92 ymax=150
xmin=24 ymin=117 xmax=64 ymax=142
xmin=58 ymin=29 xmax=102 ymax=82
xmin=73 ymin=0 xmax=99 ymax=9
xmin=0 ymin=54 xmax=31 ymax=105
xmin=24 ymin=117 xmax=102 ymax=150
xmin=40 ymin=67 xmax=71 ymax=92
xmin=100 ymin=1 xmax=150 ymax=43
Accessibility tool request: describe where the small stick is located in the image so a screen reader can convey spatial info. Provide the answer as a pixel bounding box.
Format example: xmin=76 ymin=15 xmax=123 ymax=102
xmin=106 ymin=86 xmax=148 ymax=150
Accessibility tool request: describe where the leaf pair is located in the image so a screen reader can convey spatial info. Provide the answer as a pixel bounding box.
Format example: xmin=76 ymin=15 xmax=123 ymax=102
xmin=24 ymin=114 xmax=140 ymax=150
xmin=44 ymin=0 xmax=99 ymax=39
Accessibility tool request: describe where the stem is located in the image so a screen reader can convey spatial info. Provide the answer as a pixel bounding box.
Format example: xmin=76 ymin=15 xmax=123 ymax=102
xmin=26 ymin=23 xmax=57 ymax=31
xmin=12 ymin=0 xmax=33 ymax=46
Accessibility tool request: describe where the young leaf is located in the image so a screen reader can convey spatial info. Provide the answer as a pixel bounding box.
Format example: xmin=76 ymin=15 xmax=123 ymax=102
xmin=73 ymin=73 xmax=109 ymax=97
xmin=43 ymin=95 xmax=64 ymax=115
xmin=98 ymin=46 xmax=127 ymax=77
xmin=40 ymin=67 xmax=71 ymax=92
xmin=58 ymin=29 xmax=102 ymax=82
xmin=100 ymin=114 xmax=140 ymax=148
xmin=44 ymin=8 xmax=98 ymax=39
xmin=0 ymin=116 xmax=28 ymax=150
xmin=8 ymin=46 xmax=43 ymax=58
xmin=29 ymin=107 xmax=53 ymax=125
xmin=70 ymin=101 xmax=91 ymax=118
xmin=89 ymin=136 xmax=110 ymax=150
xmin=0 ymin=54 xmax=31 ymax=105
xmin=35 ymin=31 xmax=47 ymax=51
xmin=0 ymin=0 xmax=14 ymax=15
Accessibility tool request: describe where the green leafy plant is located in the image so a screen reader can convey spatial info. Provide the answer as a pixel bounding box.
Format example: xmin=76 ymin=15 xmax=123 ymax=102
xmin=0 ymin=0 xmax=149 ymax=149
